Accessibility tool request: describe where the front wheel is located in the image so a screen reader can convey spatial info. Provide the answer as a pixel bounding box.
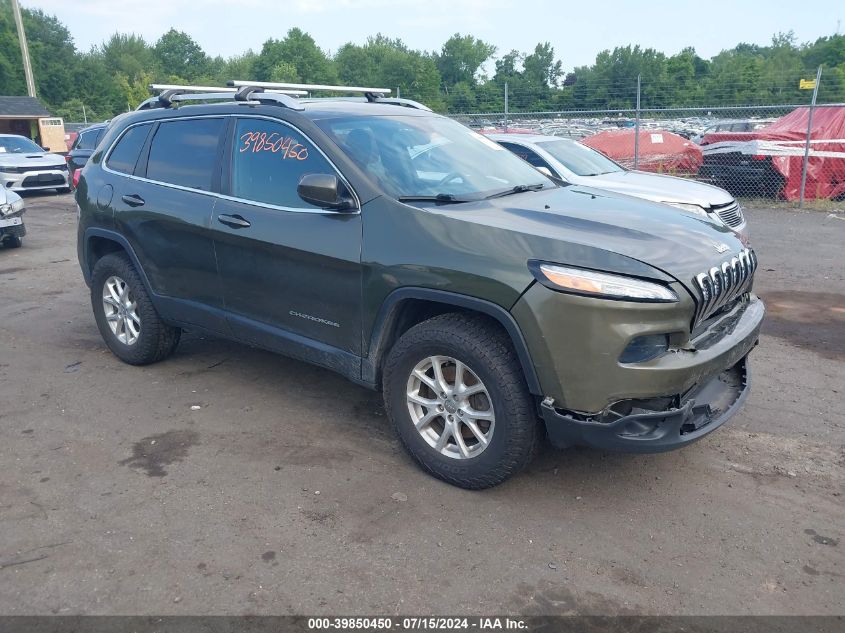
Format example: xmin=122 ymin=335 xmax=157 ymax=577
xmin=2 ymin=235 xmax=22 ymax=249
xmin=383 ymin=313 xmax=542 ymax=489
xmin=90 ymin=252 xmax=181 ymax=365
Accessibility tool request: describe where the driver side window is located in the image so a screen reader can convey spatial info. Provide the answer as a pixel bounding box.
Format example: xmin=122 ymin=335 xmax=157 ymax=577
xmin=230 ymin=118 xmax=334 ymax=209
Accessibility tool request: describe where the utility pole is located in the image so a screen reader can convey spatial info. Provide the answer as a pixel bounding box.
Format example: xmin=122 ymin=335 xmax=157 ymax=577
xmin=11 ymin=0 xmax=36 ymax=98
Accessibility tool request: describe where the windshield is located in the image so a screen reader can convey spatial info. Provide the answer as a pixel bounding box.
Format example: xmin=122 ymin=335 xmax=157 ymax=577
xmin=537 ymin=139 xmax=624 ymax=177
xmin=316 ymin=115 xmax=554 ymax=200
xmin=0 ymin=136 xmax=44 ymax=154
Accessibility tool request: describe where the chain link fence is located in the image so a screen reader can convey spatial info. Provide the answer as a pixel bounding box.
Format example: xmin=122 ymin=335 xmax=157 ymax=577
xmin=418 ymin=68 xmax=845 ymax=209
xmin=64 ymin=68 xmax=845 ymax=208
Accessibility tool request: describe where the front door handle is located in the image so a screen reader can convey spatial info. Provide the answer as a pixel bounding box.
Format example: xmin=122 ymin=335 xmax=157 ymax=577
xmin=121 ymin=194 xmax=145 ymax=207
xmin=218 ymin=214 xmax=251 ymax=229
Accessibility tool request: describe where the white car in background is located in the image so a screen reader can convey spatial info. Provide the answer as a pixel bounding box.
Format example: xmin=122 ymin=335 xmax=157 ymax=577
xmin=488 ymin=133 xmax=748 ymax=239
xmin=0 ymin=187 xmax=26 ymax=248
xmin=0 ymin=134 xmax=70 ymax=193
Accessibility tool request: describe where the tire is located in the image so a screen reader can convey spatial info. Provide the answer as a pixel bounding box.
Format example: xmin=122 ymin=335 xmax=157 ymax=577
xmin=90 ymin=252 xmax=181 ymax=365
xmin=383 ymin=313 xmax=542 ymax=489
xmin=2 ymin=235 xmax=22 ymax=249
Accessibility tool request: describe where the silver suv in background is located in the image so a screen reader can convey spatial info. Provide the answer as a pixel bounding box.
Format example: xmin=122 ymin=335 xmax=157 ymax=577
xmin=0 ymin=135 xmax=70 ymax=193
xmin=489 ymin=133 xmax=748 ymax=240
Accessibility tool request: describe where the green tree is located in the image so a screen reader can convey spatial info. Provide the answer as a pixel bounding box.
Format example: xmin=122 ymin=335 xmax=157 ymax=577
xmin=100 ymin=33 xmax=156 ymax=81
xmin=0 ymin=0 xmax=27 ymax=95
xmin=2 ymin=2 xmax=845 ymax=120
xmin=153 ymin=29 xmax=209 ymax=81
xmin=21 ymin=7 xmax=76 ymax=105
xmin=254 ymin=28 xmax=336 ymax=84
xmin=335 ymin=35 xmax=443 ymax=109
xmin=219 ymin=51 xmax=257 ymax=83
xmin=523 ymin=43 xmax=562 ymax=88
xmin=0 ymin=1 xmax=78 ymax=105
xmin=435 ymin=34 xmax=495 ymax=86
xmin=270 ymin=61 xmax=299 ymax=82
xmin=445 ymin=81 xmax=476 ymax=111
xmin=115 ymin=70 xmax=154 ymax=110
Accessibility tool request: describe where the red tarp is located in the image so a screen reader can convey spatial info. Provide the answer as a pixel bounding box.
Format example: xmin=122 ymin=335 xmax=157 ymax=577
xmin=581 ymin=129 xmax=703 ymax=175
xmin=700 ymin=106 xmax=845 ymax=200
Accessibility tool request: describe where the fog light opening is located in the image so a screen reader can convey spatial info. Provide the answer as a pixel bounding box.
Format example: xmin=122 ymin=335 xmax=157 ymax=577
xmin=619 ymin=334 xmax=670 ymax=364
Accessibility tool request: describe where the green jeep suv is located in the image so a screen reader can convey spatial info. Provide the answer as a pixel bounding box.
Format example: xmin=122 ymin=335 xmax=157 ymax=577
xmin=76 ymin=83 xmax=764 ymax=489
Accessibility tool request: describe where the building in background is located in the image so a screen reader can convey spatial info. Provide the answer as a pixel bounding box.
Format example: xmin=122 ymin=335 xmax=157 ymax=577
xmin=0 ymin=96 xmax=67 ymax=152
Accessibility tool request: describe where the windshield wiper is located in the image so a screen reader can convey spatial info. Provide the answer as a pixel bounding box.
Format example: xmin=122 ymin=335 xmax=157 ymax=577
xmin=485 ymin=183 xmax=546 ymax=199
xmin=398 ymin=193 xmax=471 ymax=204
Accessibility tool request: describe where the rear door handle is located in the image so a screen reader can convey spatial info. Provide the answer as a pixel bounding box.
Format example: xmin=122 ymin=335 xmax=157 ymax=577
xmin=121 ymin=194 xmax=145 ymax=207
xmin=218 ymin=214 xmax=251 ymax=229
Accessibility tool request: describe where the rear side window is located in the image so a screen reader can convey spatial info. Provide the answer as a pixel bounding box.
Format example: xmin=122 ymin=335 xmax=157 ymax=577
xmin=106 ymin=124 xmax=152 ymax=175
xmin=229 ymin=118 xmax=334 ymax=209
xmin=146 ymin=118 xmax=225 ymax=191
xmin=75 ymin=129 xmax=102 ymax=151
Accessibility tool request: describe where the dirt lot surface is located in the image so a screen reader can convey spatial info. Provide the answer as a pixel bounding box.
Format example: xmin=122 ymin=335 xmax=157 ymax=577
xmin=0 ymin=196 xmax=842 ymax=616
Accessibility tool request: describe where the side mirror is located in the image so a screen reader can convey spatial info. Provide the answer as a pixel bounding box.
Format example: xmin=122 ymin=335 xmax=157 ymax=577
xmin=41 ymin=146 xmax=51 ymax=152
xmin=297 ymin=173 xmax=354 ymax=211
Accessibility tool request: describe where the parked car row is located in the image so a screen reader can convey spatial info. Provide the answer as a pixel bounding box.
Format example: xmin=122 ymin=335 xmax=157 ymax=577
xmin=0 ymin=133 xmax=78 ymax=249
xmin=0 ymin=123 xmax=115 ymax=250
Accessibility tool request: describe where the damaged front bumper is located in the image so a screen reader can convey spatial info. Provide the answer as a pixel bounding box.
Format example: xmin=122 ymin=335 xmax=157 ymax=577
xmin=541 ymin=356 xmax=750 ymax=452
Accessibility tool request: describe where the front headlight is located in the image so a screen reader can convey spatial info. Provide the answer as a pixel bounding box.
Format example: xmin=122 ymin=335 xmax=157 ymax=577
xmin=662 ymin=201 xmax=709 ymax=218
xmin=0 ymin=198 xmax=25 ymax=216
xmin=531 ymin=262 xmax=678 ymax=303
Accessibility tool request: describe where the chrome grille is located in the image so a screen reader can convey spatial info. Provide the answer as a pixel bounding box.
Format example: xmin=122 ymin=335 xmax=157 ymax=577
xmin=713 ymin=202 xmax=745 ymax=228
xmin=693 ymin=248 xmax=756 ymax=326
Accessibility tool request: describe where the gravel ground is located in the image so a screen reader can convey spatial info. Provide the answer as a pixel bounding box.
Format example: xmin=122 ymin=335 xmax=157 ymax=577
xmin=0 ymin=196 xmax=842 ymax=616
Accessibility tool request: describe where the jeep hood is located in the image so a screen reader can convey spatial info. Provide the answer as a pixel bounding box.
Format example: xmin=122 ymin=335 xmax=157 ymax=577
xmin=435 ymin=185 xmax=747 ymax=293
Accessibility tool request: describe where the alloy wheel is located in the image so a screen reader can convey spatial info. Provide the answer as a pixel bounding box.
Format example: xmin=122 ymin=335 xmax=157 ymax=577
xmin=406 ymin=355 xmax=495 ymax=459
xmin=102 ymin=275 xmax=141 ymax=345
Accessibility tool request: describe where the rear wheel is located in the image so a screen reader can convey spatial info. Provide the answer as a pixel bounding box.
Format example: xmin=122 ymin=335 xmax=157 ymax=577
xmin=383 ymin=313 xmax=541 ymax=489
xmin=90 ymin=252 xmax=180 ymax=365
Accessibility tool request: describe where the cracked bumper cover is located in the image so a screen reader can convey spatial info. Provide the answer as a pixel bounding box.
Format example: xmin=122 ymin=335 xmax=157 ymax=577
xmin=541 ymin=356 xmax=750 ymax=452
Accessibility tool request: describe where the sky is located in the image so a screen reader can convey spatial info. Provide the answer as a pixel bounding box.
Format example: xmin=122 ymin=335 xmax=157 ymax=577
xmin=23 ymin=0 xmax=843 ymax=70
